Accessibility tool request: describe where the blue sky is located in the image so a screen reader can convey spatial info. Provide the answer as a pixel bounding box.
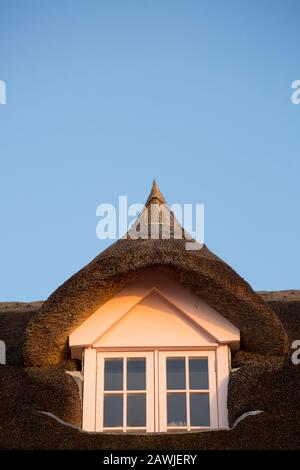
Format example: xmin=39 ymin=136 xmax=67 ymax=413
xmin=0 ymin=0 xmax=299 ymax=301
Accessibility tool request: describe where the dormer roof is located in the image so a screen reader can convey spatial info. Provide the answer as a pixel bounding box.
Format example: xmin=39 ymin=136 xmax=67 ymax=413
xmin=23 ymin=182 xmax=288 ymax=367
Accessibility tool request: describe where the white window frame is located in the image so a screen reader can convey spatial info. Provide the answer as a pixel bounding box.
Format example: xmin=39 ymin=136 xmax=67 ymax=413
xmin=95 ymin=351 xmax=155 ymax=432
xmin=92 ymin=349 xmax=221 ymax=432
xmin=158 ymin=350 xmax=218 ymax=431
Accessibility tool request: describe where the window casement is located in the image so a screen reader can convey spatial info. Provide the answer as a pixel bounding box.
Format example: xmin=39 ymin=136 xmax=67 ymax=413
xmin=96 ymin=352 xmax=154 ymax=432
xmin=93 ymin=350 xmax=218 ymax=433
xmin=159 ymin=351 xmax=217 ymax=431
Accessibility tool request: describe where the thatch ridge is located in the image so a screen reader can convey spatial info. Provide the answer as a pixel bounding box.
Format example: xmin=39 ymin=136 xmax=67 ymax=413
xmin=259 ymin=290 xmax=300 ymax=302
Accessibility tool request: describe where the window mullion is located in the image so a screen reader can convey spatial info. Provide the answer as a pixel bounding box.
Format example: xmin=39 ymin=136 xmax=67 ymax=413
xmin=123 ymin=357 xmax=127 ymax=432
xmin=186 ymin=356 xmax=190 ymax=431
xmin=154 ymin=350 xmax=159 ymax=432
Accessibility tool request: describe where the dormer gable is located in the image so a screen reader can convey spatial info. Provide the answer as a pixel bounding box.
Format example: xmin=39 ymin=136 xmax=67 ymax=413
xmin=69 ymin=271 xmax=240 ymax=356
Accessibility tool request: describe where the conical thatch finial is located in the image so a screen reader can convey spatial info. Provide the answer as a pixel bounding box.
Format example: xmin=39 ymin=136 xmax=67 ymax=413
xmin=146 ymin=179 xmax=166 ymax=205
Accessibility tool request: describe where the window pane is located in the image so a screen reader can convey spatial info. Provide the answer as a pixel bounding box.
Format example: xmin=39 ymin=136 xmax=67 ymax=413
xmin=127 ymin=394 xmax=146 ymax=427
xmin=104 ymin=359 xmax=123 ymax=391
xmin=103 ymin=395 xmax=123 ymax=427
xmin=190 ymin=393 xmax=210 ymax=426
xmin=127 ymin=358 xmax=146 ymax=390
xmin=189 ymin=358 xmax=209 ymax=390
xmin=167 ymin=358 xmax=186 ymax=390
xmin=167 ymin=393 xmax=187 ymax=426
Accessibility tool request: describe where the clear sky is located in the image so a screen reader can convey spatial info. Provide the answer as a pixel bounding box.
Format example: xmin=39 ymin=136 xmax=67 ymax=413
xmin=0 ymin=0 xmax=299 ymax=301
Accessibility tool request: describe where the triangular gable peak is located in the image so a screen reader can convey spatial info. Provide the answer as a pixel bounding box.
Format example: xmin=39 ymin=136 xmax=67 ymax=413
xmin=93 ymin=289 xmax=217 ymax=348
xmin=69 ymin=270 xmax=240 ymax=357
xmin=126 ymin=179 xmax=188 ymax=241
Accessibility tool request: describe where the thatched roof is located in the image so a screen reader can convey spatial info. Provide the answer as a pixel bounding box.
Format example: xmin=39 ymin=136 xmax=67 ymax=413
xmin=23 ymin=181 xmax=288 ymax=367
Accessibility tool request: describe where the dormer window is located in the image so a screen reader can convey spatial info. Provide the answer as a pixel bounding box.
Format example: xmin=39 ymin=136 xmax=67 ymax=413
xmin=69 ymin=271 xmax=240 ymax=433
xmin=20 ymin=181 xmax=287 ymax=447
xmin=94 ymin=351 xmax=217 ymax=432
